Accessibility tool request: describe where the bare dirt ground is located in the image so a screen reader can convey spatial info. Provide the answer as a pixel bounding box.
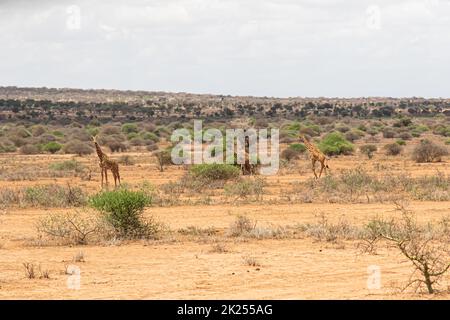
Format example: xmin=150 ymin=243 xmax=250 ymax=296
xmin=0 ymin=144 xmax=449 ymax=299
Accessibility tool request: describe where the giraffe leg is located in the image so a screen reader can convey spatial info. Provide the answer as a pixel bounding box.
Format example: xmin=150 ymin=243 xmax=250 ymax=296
xmin=318 ymin=162 xmax=325 ymax=178
xmin=100 ymin=167 xmax=104 ymax=188
xmin=311 ymin=159 xmax=318 ymax=179
xmin=104 ymin=168 xmax=109 ymax=187
xmin=117 ymin=170 xmax=121 ymax=186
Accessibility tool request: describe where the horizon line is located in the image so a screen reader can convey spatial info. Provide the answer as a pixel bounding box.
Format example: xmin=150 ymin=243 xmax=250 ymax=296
xmin=0 ymin=85 xmax=448 ymax=101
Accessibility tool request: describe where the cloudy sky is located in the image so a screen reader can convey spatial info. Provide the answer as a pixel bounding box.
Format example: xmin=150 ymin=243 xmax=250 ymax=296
xmin=0 ymin=0 xmax=449 ymax=97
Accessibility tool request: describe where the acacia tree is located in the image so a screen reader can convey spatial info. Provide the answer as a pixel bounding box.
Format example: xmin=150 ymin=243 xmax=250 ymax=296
xmin=372 ymin=204 xmax=450 ymax=294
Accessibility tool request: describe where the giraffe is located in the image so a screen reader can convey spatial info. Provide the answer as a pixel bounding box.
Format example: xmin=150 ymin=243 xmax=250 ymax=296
xmin=92 ymin=136 xmax=121 ymax=188
xmin=241 ymin=134 xmax=258 ymax=175
xmin=300 ymin=134 xmax=329 ymax=179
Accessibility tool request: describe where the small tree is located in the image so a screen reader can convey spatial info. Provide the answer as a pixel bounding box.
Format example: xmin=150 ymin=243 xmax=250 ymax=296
xmin=155 ymin=149 xmax=173 ymax=172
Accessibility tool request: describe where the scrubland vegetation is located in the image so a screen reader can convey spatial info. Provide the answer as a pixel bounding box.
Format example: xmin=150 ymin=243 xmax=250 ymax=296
xmin=0 ymin=88 xmax=449 ymax=299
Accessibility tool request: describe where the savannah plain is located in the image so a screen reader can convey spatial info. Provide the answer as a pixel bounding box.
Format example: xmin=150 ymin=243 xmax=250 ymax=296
xmin=0 ymin=88 xmax=449 ymax=299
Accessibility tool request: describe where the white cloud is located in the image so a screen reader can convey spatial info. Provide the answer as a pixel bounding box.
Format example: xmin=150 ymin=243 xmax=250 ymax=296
xmin=0 ymin=0 xmax=449 ymax=97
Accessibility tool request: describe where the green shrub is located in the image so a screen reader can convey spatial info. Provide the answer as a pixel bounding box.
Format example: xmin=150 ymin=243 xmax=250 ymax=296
xmin=285 ymin=121 xmax=301 ymax=131
xmin=141 ymin=132 xmax=159 ymax=142
xmin=289 ymin=143 xmax=306 ymax=153
xmin=122 ymin=123 xmax=139 ymax=134
xmin=85 ymin=127 xmax=100 ymax=137
xmin=412 ymin=124 xmax=429 ymax=133
xmin=190 ymin=164 xmax=240 ymax=181
xmin=396 ymin=139 xmax=406 ymax=146
xmin=89 ymin=189 xmax=155 ymax=238
xmin=42 ymin=142 xmax=62 ymax=154
xmin=127 ymin=132 xmax=138 ymax=140
xmin=446 ymin=139 xmax=450 ymax=145
xmin=318 ymin=132 xmax=354 ymax=156
xmin=433 ymin=125 xmax=450 ymax=137
xmin=154 ymin=126 xmax=170 ymax=138
xmin=52 ymin=130 xmax=64 ymax=137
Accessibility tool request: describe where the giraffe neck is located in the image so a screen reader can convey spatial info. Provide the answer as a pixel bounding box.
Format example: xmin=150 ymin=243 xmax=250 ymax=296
xmin=94 ymin=142 xmax=106 ymax=161
xmin=301 ymin=136 xmax=323 ymax=158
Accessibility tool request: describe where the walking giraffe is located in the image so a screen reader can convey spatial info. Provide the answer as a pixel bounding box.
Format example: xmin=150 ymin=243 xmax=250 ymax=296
xmin=92 ymin=136 xmax=121 ymax=188
xmin=300 ymin=134 xmax=329 ymax=179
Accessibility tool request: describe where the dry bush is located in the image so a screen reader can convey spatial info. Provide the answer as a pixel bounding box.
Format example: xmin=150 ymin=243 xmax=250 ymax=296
xmin=73 ymin=251 xmax=85 ymax=262
xmin=0 ymin=184 xmax=87 ymax=208
xmin=19 ymin=144 xmax=40 ymax=155
xmin=22 ymin=262 xmax=50 ymax=279
xmin=210 ymin=243 xmax=228 ymax=253
xmin=382 ymin=128 xmax=396 ymax=138
xmin=286 ymin=167 xmax=450 ymax=204
xmin=31 ymin=125 xmax=46 ymax=137
xmin=228 ymin=215 xmax=255 ymax=237
xmin=412 ymin=139 xmax=448 ymax=163
xmin=154 ymin=149 xmax=172 ymax=172
xmin=297 ymin=213 xmax=363 ymax=242
xmin=178 ymin=226 xmax=218 ymax=237
xmin=63 ymin=140 xmax=94 ymax=156
xmin=23 ymin=184 xmax=87 ymax=208
xmin=280 ymin=148 xmax=302 ymax=161
xmin=118 ymin=155 xmax=135 ymax=166
xmin=227 ymin=215 xmax=289 ymax=239
xmin=101 ymin=125 xmax=122 ymax=135
xmin=242 ymin=255 xmax=261 ymax=267
xmin=397 ymin=132 xmax=412 ymax=141
xmin=23 ymin=262 xmax=36 ymax=279
xmin=224 ymin=177 xmax=266 ymax=202
xmin=360 ymin=144 xmax=377 ymax=159
xmin=384 ymin=143 xmax=402 ymax=156
xmin=36 ymin=211 xmax=101 ymax=245
xmin=365 ymin=204 xmax=450 ymax=294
